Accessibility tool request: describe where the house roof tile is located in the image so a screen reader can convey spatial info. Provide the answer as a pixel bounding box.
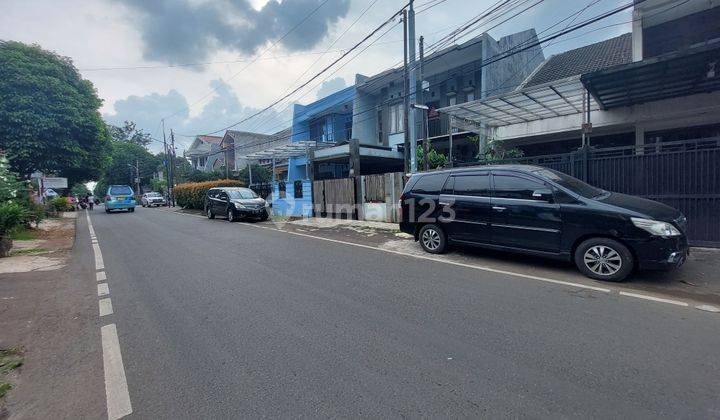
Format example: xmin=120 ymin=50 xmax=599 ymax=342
xmin=523 ymin=33 xmax=632 ymax=88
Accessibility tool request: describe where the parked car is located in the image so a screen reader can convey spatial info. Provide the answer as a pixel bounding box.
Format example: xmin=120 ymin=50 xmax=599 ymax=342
xmin=399 ymin=165 xmax=688 ymax=282
xmin=141 ymin=192 xmax=166 ymax=207
xmin=105 ymin=185 xmax=136 ymax=213
xmin=205 ymin=187 xmax=269 ymax=222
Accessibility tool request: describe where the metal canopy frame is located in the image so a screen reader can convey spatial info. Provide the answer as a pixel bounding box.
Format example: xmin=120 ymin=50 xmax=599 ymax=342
xmin=581 ymin=43 xmax=720 ymax=110
xmin=437 ymin=76 xmax=597 ymax=127
xmin=243 ymin=141 xmax=334 ymax=160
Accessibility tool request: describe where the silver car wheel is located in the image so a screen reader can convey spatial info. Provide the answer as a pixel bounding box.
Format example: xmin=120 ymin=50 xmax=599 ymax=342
xmin=421 ymin=228 xmax=441 ymax=251
xmin=584 ymin=245 xmax=622 ymax=276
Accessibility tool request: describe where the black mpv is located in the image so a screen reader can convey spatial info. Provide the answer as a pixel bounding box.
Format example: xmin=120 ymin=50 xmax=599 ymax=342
xmin=399 ymin=165 xmax=688 ymax=282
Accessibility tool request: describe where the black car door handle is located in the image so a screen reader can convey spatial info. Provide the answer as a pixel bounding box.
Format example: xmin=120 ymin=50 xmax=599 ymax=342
xmin=492 ymin=206 xmax=506 ymax=212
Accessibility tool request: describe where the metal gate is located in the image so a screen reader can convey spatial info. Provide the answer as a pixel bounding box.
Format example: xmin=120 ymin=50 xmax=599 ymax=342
xmin=459 ymin=138 xmax=720 ymax=247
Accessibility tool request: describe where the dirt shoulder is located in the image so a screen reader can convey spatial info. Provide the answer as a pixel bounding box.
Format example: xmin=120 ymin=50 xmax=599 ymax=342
xmin=0 ymin=211 xmax=104 ymax=419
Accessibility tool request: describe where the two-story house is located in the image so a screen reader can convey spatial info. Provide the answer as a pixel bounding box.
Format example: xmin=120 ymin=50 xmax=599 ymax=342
xmin=185 ymin=135 xmax=224 ymax=172
xmin=351 ymin=28 xmax=544 ymax=164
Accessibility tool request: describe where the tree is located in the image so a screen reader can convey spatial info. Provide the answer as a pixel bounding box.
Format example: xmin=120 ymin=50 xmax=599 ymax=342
xmin=108 ymin=121 xmax=153 ymax=148
xmin=96 ymin=140 xmax=160 ymax=195
xmin=0 ymin=41 xmax=111 ymax=182
xmin=70 ymin=183 xmax=90 ymax=196
xmin=237 ymin=163 xmax=271 ymax=185
xmin=417 ymin=140 xmax=448 ymax=170
xmin=470 ymin=135 xmax=524 ymax=163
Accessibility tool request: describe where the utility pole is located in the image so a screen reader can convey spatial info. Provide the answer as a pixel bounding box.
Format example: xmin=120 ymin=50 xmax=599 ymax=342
xmin=135 ymin=159 xmax=140 ymax=196
xmin=419 ymin=35 xmax=428 ymax=172
xmin=161 ymin=119 xmax=171 ymax=206
xmin=448 ymin=116 xmax=454 ymax=167
xmin=169 ymin=129 xmax=176 ymax=207
xmin=402 ymin=9 xmax=410 ymax=174
xmin=407 ymin=0 xmax=418 ymax=173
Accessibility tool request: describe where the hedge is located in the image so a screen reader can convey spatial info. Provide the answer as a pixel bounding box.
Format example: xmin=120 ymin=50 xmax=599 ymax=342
xmin=174 ymin=179 xmax=245 ymax=210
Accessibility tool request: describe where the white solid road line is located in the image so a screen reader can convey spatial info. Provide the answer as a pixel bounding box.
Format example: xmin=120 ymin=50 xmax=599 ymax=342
xmin=97 ymin=271 xmax=107 ymax=282
xmin=101 ymin=324 xmax=133 ymax=420
xmin=99 ymin=298 xmax=114 ymax=317
xmin=618 ymin=291 xmax=689 ymax=307
xmin=98 ymin=283 xmax=110 ymax=297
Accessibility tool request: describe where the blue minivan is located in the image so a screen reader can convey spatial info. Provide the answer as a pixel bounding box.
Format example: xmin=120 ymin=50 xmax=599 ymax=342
xmin=105 ymin=185 xmax=136 ymax=213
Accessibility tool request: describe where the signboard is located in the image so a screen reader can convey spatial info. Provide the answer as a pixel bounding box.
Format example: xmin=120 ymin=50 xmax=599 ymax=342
xmin=42 ymin=177 xmax=68 ymax=189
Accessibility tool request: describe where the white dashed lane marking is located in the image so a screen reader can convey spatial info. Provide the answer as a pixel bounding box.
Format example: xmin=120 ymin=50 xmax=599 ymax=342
xmin=99 ymin=298 xmax=114 ymax=317
xmin=86 ymin=210 xmax=133 ymax=419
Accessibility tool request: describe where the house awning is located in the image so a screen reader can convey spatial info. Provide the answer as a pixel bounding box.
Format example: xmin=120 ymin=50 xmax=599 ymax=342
xmin=437 ymin=76 xmax=597 ymax=127
xmin=581 ymin=44 xmax=720 ymax=110
xmin=243 ymin=141 xmax=335 ymax=160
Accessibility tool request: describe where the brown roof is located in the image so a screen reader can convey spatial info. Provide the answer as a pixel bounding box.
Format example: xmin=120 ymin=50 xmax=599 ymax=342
xmin=197 ymin=135 xmax=223 ymax=145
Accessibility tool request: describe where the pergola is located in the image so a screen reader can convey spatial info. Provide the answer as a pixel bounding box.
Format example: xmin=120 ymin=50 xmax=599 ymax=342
xmin=241 ymin=141 xmax=336 ymax=183
xmin=437 ymin=76 xmax=598 ymax=128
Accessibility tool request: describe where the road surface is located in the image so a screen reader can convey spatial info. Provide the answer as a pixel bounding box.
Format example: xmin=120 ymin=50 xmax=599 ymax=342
xmin=84 ymin=207 xmax=720 ymax=418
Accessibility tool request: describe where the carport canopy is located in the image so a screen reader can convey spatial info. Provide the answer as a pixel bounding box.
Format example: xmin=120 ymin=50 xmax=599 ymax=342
xmin=437 ymin=76 xmax=598 ymax=128
xmin=581 ymin=43 xmax=720 ymax=110
xmin=243 ymin=141 xmax=334 ymax=160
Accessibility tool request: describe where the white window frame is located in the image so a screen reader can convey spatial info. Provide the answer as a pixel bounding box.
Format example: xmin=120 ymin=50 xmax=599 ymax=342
xmin=389 ymin=103 xmax=404 ymax=134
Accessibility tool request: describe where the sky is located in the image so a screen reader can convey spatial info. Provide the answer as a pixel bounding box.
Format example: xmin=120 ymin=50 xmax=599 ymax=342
xmin=1 ymin=0 xmax=632 ymax=152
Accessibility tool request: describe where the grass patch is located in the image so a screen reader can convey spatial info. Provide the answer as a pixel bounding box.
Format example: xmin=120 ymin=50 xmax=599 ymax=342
xmin=7 ymin=227 xmax=39 ymax=241
xmin=11 ymin=247 xmax=48 ymax=255
xmin=0 ymin=347 xmax=24 ymax=399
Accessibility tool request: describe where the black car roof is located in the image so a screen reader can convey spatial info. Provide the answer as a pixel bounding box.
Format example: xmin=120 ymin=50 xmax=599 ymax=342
xmin=414 ymin=164 xmax=546 ymax=176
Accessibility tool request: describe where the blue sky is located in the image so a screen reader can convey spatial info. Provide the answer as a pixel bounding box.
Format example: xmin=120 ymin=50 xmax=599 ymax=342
xmin=1 ymin=0 xmax=632 ymax=152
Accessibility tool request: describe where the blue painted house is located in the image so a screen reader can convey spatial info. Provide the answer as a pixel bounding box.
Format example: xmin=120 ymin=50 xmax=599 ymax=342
xmin=271 ymin=86 xmax=355 ymax=217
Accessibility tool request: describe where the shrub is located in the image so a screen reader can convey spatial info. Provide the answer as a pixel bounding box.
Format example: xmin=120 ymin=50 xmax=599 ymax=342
xmin=50 ymin=196 xmax=72 ymax=212
xmin=174 ymin=179 xmax=245 ymax=210
xmin=0 ymin=202 xmax=28 ymax=236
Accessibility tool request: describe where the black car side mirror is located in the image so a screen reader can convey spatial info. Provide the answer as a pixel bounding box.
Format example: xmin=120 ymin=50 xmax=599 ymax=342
xmin=532 ymin=189 xmax=554 ymax=203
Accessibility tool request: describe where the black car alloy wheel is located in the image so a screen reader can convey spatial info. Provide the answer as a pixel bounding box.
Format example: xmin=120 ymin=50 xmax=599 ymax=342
xmin=419 ymin=224 xmax=447 ymax=254
xmin=227 ymin=208 xmax=235 ymax=222
xmin=574 ymin=238 xmax=634 ymax=282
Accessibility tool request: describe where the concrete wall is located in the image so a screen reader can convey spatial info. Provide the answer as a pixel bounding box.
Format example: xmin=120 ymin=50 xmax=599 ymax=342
xmin=271 ymin=180 xmax=313 ymax=217
xmin=481 ymin=29 xmax=544 ymax=98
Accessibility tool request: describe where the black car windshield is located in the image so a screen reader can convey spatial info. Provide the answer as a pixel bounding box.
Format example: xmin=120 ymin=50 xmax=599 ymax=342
xmin=147 ymin=192 xmax=161 ymax=197
xmin=227 ymin=189 xmax=258 ymax=199
xmin=532 ymin=168 xmax=604 ymax=199
xmin=109 ymin=186 xmax=132 ymax=195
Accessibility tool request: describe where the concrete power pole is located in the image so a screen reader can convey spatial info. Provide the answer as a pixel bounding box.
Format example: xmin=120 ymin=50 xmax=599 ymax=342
xmin=169 ymin=129 xmax=176 ymax=207
xmin=419 ymin=35 xmax=428 ymax=172
xmin=402 ymin=9 xmax=410 ymax=174
xmin=407 ymin=0 xmax=418 ymax=173
xmin=161 ymin=119 xmax=171 ymax=206
xmin=135 ymin=159 xmax=140 ymax=196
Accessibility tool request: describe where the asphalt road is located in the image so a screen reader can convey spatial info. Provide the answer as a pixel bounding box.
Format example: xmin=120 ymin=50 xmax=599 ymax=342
xmin=87 ymin=207 xmax=720 ymax=418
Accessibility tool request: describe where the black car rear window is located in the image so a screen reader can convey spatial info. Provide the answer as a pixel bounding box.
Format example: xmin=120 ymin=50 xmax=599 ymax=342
xmin=453 ymin=174 xmax=491 ymax=197
xmin=109 ymin=186 xmax=132 ymax=195
xmin=410 ymin=173 xmax=448 ymax=195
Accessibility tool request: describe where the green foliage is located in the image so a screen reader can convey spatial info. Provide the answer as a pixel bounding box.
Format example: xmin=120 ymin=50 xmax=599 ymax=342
xmin=70 ymin=183 xmax=90 ymax=196
xmin=50 ymin=196 xmax=72 ymax=212
xmin=0 ymin=156 xmax=23 ymax=202
xmin=237 ymin=164 xmax=271 ymax=185
xmin=0 ymin=202 xmax=28 ymax=236
xmin=470 ymin=136 xmax=525 ymax=163
xmin=150 ymin=178 xmax=167 ymax=194
xmin=174 ymin=179 xmax=245 ymax=210
xmin=96 ymin=137 xmax=161 ymax=194
xmin=185 ymin=169 xmax=227 ymax=183
xmin=8 ymin=226 xmax=39 ymax=240
xmin=0 ymin=41 xmax=111 ymax=182
xmin=107 ymin=121 xmax=152 ymax=147
xmin=417 ymin=141 xmax=448 ymax=170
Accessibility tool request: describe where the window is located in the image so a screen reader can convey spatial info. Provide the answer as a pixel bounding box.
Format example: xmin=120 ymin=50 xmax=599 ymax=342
xmin=278 ymin=181 xmax=286 ymax=198
xmin=531 ymin=168 xmax=602 ymax=199
xmin=218 ymin=192 xmax=228 ymax=201
xmin=389 ymin=103 xmax=404 ymax=133
xmin=448 ymin=96 xmax=457 ymax=106
xmin=466 ymin=91 xmax=475 ymax=102
xmin=109 ymin=186 xmax=132 ymax=195
xmin=453 ymin=174 xmax=491 ymax=197
xmin=493 ymin=174 xmax=546 ymax=200
xmin=227 ymin=189 xmax=258 ymax=199
xmin=294 ymin=180 xmax=303 ymax=198
xmin=410 ymin=173 xmax=448 ymax=195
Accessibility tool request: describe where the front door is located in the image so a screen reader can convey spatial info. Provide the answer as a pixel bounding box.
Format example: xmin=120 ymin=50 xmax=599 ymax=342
xmin=490 ymin=171 xmax=562 ymax=253
xmin=215 ymin=191 xmax=229 ymax=215
xmin=441 ymin=172 xmax=492 ymax=244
